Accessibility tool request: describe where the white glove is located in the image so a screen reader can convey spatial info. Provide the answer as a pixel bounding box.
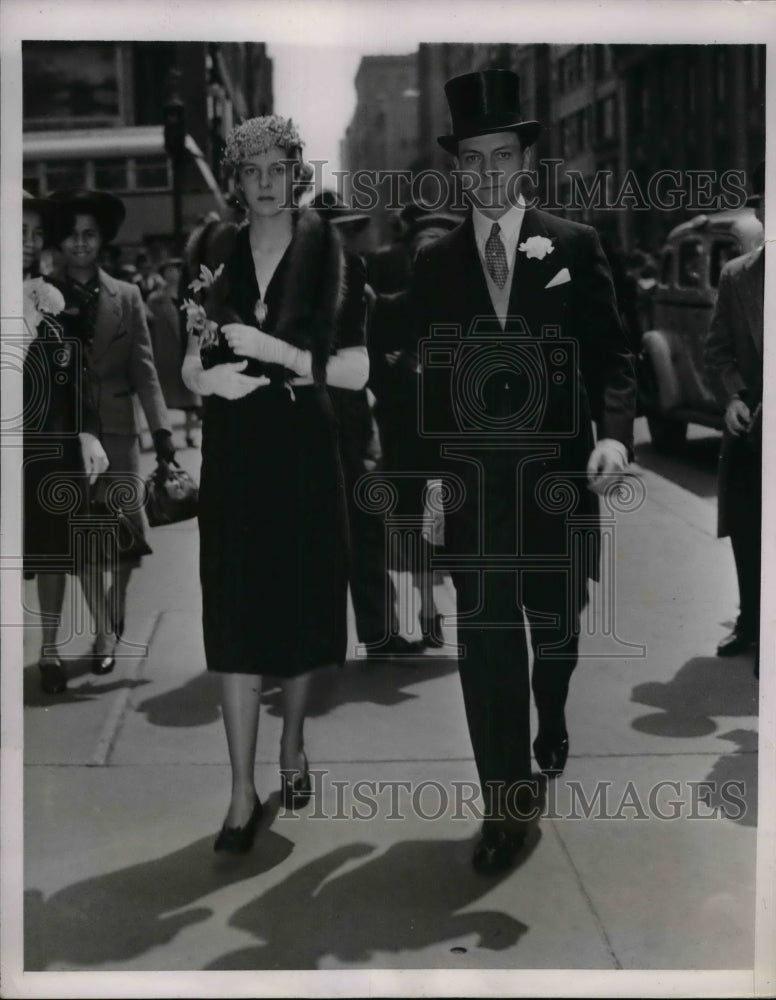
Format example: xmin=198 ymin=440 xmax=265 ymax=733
xmin=79 ymin=433 xmax=109 ymax=485
xmin=586 ymin=438 xmax=629 ymax=495
xmin=222 ymin=323 xmax=312 ymax=377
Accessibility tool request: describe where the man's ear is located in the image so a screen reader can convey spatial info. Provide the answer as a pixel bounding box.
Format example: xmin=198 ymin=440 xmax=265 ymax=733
xmin=521 ymin=146 xmax=533 ymax=173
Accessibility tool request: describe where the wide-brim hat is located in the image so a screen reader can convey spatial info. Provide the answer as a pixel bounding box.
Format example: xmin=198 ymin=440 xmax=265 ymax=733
xmin=437 ymin=69 xmax=540 ymax=154
xmin=310 ymin=189 xmax=371 ymax=231
xmin=46 ymin=189 xmax=126 ymax=244
xmin=746 ymin=160 xmax=765 ymax=206
xmin=23 ymin=189 xmax=51 ymax=217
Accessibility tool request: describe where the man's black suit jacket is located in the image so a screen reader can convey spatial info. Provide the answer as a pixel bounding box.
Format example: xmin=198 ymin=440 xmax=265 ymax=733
xmin=408 ymin=207 xmax=637 ymax=582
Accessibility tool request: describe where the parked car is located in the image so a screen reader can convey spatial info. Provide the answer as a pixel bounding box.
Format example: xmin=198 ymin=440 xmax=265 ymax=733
xmin=638 ymin=206 xmax=763 ymax=451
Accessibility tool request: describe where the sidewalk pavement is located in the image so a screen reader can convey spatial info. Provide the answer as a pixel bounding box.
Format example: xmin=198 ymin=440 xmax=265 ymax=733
xmin=19 ymin=428 xmax=760 ymax=974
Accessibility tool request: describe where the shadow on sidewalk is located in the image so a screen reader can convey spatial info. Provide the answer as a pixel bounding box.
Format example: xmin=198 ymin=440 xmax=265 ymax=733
xmin=205 ymin=831 xmax=538 ymax=970
xmin=24 ymin=823 xmax=295 ymax=970
xmin=630 ymin=654 xmax=758 ymax=738
xmin=131 ymin=656 xmax=459 ymax=729
xmin=23 ymin=659 xmax=151 ymax=708
xmin=702 ymin=727 xmax=758 ymax=827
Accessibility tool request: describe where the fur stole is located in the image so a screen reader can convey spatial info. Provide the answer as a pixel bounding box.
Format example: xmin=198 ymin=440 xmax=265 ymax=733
xmin=184 ymin=209 xmax=346 ymax=382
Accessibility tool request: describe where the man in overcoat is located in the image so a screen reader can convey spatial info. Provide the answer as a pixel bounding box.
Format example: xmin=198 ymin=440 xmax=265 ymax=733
xmin=409 ymin=70 xmax=636 ymax=873
xmin=704 ymin=161 xmax=764 ymax=675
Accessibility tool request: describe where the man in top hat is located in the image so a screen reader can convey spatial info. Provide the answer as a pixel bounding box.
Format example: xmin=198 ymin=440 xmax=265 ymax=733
xmin=704 ymin=160 xmax=765 ymax=676
xmin=410 ymin=69 xmax=636 ymax=873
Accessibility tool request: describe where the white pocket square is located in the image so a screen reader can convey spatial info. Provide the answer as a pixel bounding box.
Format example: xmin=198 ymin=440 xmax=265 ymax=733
xmin=545 ymin=268 xmax=571 ymax=289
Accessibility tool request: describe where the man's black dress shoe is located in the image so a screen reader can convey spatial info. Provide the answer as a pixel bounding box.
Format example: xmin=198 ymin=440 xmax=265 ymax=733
xmin=534 ymin=735 xmax=569 ymax=777
xmin=214 ymin=797 xmax=263 ymax=853
xmin=472 ymin=827 xmax=526 ymax=875
xmin=717 ymin=626 xmax=756 ymax=657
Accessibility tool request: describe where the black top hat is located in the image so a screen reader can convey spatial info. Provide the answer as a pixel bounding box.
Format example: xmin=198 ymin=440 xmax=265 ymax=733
xmin=437 ymin=70 xmax=540 ymax=154
xmin=46 ymin=189 xmax=126 ymax=245
xmin=310 ymin=190 xmax=371 ymax=231
xmin=746 ymin=160 xmax=765 ymax=206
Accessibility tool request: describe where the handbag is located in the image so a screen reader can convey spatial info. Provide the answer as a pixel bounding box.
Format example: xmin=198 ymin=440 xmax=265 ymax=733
xmin=84 ymin=494 xmax=153 ymax=562
xmin=145 ymin=459 xmax=199 ymax=527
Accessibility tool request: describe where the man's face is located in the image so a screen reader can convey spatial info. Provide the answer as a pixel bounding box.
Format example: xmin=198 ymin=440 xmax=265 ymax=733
xmin=456 ymin=131 xmax=531 ymax=219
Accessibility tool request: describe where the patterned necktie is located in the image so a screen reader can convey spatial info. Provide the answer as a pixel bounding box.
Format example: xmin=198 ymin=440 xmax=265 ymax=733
xmin=484 ymin=221 xmax=509 ymax=288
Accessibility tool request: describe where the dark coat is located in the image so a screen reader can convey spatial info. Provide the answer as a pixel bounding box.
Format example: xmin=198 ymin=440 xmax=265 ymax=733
xmin=408 ymin=207 xmax=636 ymax=581
xmin=88 ymin=270 xmax=171 ymax=436
xmin=703 ymin=245 xmax=763 ymax=537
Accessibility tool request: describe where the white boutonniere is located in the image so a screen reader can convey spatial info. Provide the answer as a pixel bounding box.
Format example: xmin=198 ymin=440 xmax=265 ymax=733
xmin=518 ymin=236 xmax=555 ymax=261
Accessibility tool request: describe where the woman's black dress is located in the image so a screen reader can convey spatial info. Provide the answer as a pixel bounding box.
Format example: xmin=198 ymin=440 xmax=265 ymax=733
xmin=23 ymin=279 xmax=100 ymax=577
xmin=198 ymin=224 xmax=362 ymax=676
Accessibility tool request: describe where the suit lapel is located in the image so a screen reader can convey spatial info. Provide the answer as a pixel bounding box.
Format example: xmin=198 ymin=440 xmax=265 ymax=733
xmin=90 ymin=269 xmax=123 ymax=362
xmin=507 ymin=208 xmax=562 ymax=335
xmin=452 ymin=217 xmax=497 ymax=331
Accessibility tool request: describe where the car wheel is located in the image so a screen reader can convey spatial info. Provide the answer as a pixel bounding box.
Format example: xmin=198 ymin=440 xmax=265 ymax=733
xmin=647 ymin=414 xmax=688 ymax=452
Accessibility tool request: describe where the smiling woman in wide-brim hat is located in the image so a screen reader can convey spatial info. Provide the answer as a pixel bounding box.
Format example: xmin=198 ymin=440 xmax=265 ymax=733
xmin=45 ymin=188 xmax=126 ymax=246
xmin=437 ymin=69 xmax=540 ymax=154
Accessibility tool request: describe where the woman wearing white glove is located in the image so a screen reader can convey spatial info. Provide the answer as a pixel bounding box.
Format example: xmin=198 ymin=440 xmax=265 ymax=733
xmin=22 ymin=192 xmax=112 ymax=695
xmin=181 ymin=116 xmax=368 ymax=854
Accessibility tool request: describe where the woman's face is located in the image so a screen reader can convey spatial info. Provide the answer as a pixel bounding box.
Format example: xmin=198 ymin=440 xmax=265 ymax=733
xmin=60 ymin=213 xmax=102 ymax=271
xmin=236 ymin=146 xmax=297 ymax=217
xmin=23 ymin=207 xmax=44 ymax=273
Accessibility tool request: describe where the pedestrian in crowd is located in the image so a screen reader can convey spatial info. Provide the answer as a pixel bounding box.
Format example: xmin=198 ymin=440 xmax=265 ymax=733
xmin=311 ymin=190 xmax=425 ymax=658
xmin=368 ymin=206 xmax=461 ymax=647
xmin=703 ymin=160 xmax=764 ymax=678
xmin=147 ymin=257 xmax=201 ymax=447
xmin=181 ymin=117 xmax=369 ymax=853
xmin=132 ymin=251 xmax=165 ymax=302
xmin=45 ymin=189 xmax=175 ymax=674
xmin=22 ymin=191 xmax=110 ymax=695
xmin=411 ymin=70 xmax=636 ymax=873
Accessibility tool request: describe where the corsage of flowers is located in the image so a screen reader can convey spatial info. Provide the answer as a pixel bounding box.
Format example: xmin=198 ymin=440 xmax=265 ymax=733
xmin=180 ymin=264 xmax=223 ymax=348
xmin=23 ymin=277 xmax=65 ymax=337
xmin=518 ymin=236 xmax=555 ymax=260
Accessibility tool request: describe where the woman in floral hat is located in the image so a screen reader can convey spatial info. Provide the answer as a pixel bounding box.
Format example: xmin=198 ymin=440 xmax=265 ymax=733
xmin=22 ymin=191 xmax=109 ymax=694
xmin=182 ymin=116 xmax=368 ymax=852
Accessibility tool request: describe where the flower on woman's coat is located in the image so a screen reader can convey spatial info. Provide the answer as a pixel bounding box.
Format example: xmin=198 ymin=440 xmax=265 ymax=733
xmin=518 ymin=236 xmax=555 ymax=261
xmin=188 ymin=263 xmax=224 ymax=294
xmin=23 ymin=277 xmax=65 ymax=335
xmin=180 ymin=299 xmax=219 ymax=347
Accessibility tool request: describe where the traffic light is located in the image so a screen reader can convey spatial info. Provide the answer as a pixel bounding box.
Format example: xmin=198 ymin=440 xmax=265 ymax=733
xmin=163 ymin=97 xmax=186 ymax=161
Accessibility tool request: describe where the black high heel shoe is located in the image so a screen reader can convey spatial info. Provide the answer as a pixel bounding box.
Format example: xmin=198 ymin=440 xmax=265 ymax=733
xmin=281 ymin=751 xmax=312 ymax=809
xmin=90 ymin=635 xmax=118 ymax=676
xmin=38 ymin=658 xmax=67 ymax=695
xmin=214 ymin=796 xmax=263 ymax=854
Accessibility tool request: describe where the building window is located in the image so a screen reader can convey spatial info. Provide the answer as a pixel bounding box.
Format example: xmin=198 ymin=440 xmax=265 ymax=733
xmin=677 ymin=238 xmax=704 ymax=289
xmin=44 ymin=159 xmax=87 ymax=192
xmin=597 ymin=94 xmax=618 ymax=142
xmin=715 ymin=48 xmax=727 ymax=103
xmin=22 ymin=41 xmax=124 ymax=128
xmin=94 ymin=158 xmax=129 ymax=192
xmin=134 ymin=156 xmax=171 ymax=190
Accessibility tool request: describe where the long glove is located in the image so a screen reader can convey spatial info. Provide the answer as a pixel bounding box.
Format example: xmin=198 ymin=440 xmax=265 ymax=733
xmin=221 ymin=323 xmax=312 ymax=377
